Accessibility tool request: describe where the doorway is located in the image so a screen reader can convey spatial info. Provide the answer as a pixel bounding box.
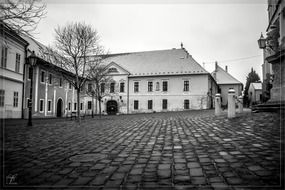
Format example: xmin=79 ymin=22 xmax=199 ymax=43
xmin=106 ymin=100 xmax=118 ymax=115
xmin=57 ymin=98 xmax=63 ymax=117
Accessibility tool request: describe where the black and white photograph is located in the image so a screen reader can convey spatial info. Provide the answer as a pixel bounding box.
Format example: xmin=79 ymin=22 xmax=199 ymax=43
xmin=1 ymin=0 xmax=284 ymax=189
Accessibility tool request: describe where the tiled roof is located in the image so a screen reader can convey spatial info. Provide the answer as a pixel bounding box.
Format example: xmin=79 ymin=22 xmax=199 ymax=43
xmin=21 ymin=35 xmax=47 ymax=56
xmin=102 ymin=48 xmax=208 ymax=76
xmin=211 ymin=65 xmax=242 ymax=85
xmin=251 ymin=82 xmax=262 ymax=90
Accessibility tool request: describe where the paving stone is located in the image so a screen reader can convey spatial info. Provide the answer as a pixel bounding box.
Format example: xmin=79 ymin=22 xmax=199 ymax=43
xmin=72 ymin=177 xmax=93 ymax=185
xmin=226 ymin=177 xmax=243 ymax=185
xmin=158 ymin=170 xmax=171 ymax=178
xmin=54 ymin=178 xmax=74 ymax=186
xmin=90 ymin=164 xmax=106 ymax=170
xmin=3 ymin=110 xmax=282 ymax=188
xmin=248 ymin=165 xmax=264 ymax=171
xmin=190 ymin=168 xmax=203 ymax=177
xmin=58 ymin=168 xmax=73 ymax=175
xmin=91 ymin=175 xmax=107 ymax=185
xmin=158 ymin=164 xmax=171 ymax=170
xmin=191 ymin=177 xmax=207 ymax=185
xmin=175 ymin=164 xmax=187 ymax=170
xmin=187 ymin=162 xmax=201 ymax=168
xmin=174 ymin=175 xmax=190 ymax=182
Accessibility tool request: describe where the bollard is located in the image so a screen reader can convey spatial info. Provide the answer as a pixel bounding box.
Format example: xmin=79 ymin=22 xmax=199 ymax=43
xmin=228 ymin=89 xmax=236 ymax=118
xmin=215 ymin=93 xmax=222 ymax=116
xmin=237 ymin=95 xmax=243 ymax=113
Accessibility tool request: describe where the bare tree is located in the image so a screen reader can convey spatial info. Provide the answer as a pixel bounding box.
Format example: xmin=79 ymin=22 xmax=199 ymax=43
xmin=51 ymin=22 xmax=102 ymax=123
xmin=86 ymin=62 xmax=113 ymax=118
xmin=0 ymin=0 xmax=46 ymax=37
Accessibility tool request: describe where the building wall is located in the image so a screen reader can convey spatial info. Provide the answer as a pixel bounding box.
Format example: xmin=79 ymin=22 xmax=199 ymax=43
xmin=0 ymin=79 xmax=23 ymax=118
xmin=93 ymin=74 xmax=214 ymax=115
xmin=248 ymin=85 xmax=262 ymax=104
xmin=219 ymin=84 xmax=242 ymax=106
xmin=0 ymin=34 xmax=26 ymax=118
xmin=23 ymin=64 xmax=78 ymax=118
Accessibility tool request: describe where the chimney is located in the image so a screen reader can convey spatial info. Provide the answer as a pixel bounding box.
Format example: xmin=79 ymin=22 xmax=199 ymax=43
xmin=215 ymin=61 xmax=218 ymax=71
xmin=181 ymin=42 xmax=184 ymax=49
xmin=225 ymin=65 xmax=228 ymax=72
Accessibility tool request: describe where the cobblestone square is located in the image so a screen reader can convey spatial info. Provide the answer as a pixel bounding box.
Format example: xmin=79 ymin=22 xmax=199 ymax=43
xmin=2 ymin=110 xmax=284 ymax=189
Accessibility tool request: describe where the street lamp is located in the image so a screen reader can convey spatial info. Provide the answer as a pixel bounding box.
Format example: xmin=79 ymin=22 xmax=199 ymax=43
xmin=27 ymin=51 xmax=37 ymax=126
xmin=257 ymin=33 xmax=266 ymax=49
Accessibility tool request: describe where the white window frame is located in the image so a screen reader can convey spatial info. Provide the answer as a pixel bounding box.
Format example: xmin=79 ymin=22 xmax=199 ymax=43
xmin=13 ymin=91 xmax=19 ymax=107
xmin=15 ymin=53 xmax=20 ymax=73
xmin=134 ymin=100 xmax=139 ymax=110
xmin=40 ymin=70 xmax=45 ymax=83
xmin=134 ymin=81 xmax=139 ymax=93
xmin=47 ymin=99 xmax=52 ymax=112
xmin=39 ymin=99 xmax=44 ymax=113
xmin=0 ymin=89 xmax=5 ymax=107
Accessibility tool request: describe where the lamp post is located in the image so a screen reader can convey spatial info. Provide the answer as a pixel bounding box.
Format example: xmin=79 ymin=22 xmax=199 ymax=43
xmin=27 ymin=51 xmax=37 ymax=126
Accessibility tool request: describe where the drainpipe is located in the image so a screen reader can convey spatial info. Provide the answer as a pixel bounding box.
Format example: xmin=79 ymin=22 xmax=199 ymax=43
xmin=127 ymin=74 xmax=129 ymax=114
xmin=22 ymin=45 xmax=29 ymax=119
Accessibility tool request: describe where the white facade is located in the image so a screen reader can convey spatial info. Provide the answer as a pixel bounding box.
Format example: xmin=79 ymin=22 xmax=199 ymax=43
xmin=87 ymin=49 xmax=218 ymax=115
xmin=211 ymin=63 xmax=243 ymax=106
xmin=248 ymin=82 xmax=262 ymax=104
xmin=0 ymin=25 xmax=28 ymax=118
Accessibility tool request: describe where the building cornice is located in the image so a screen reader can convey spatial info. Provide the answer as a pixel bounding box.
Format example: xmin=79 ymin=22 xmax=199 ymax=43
xmin=0 ymin=75 xmax=23 ymax=84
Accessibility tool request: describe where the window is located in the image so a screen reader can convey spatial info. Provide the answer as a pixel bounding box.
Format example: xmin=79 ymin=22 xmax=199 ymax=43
xmin=162 ymin=81 xmax=168 ymax=92
xmin=41 ymin=71 xmax=45 ymax=82
xmin=69 ymin=82 xmax=72 ymax=89
xmin=120 ymin=82 xmax=125 ymax=92
xmin=162 ymin=99 xmax=167 ymax=109
xmin=101 ymin=83 xmax=105 ymax=93
xmin=184 ymin=80 xmax=189 ymax=91
xmin=148 ymin=100 xmax=153 ymax=110
xmin=148 ymin=82 xmax=153 ymax=92
xmin=156 ymin=82 xmax=160 ymax=91
xmin=28 ymin=67 xmax=33 ymax=80
xmin=0 ymin=90 xmax=5 ymax=107
xmin=49 ymin=74 xmax=52 ymax=84
xmin=1 ymin=47 xmax=7 ymax=68
xmin=80 ymin=103 xmax=83 ymax=110
xmin=134 ymin=82 xmax=139 ymax=92
xmin=13 ymin=92 xmax=19 ymax=107
xmin=48 ymin=100 xmax=52 ymax=112
xmin=108 ymin=67 xmax=118 ymax=73
xmin=68 ymin=102 xmax=71 ymax=110
xmin=15 ymin=53 xmax=20 ymax=73
xmin=110 ymin=82 xmax=115 ymax=93
xmin=74 ymin=103 xmax=77 ymax=110
xmin=134 ymin=100 xmax=139 ymax=110
xmin=59 ymin=78 xmax=62 ymax=87
xmin=88 ymin=101 xmax=92 ymax=109
xmin=39 ymin=99 xmax=44 ymax=112
xmin=184 ymin=99 xmax=189 ymax=109
xmin=26 ymin=98 xmax=30 ymax=108
xmin=88 ymin=83 xmax=92 ymax=92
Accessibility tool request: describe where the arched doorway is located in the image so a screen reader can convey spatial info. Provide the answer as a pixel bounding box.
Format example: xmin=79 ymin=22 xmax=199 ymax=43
xmin=106 ymin=100 xmax=118 ymax=115
xmin=57 ymin=98 xmax=63 ymax=117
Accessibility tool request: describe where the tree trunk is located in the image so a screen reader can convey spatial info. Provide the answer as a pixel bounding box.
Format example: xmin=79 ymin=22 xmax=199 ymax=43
xmin=99 ymin=97 xmax=102 ymax=118
xmin=92 ymin=94 xmax=94 ymax=118
xmin=77 ymin=89 xmax=81 ymax=124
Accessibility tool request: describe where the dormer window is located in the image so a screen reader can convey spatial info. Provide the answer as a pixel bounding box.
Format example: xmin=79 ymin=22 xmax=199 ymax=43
xmin=108 ymin=67 xmax=118 ymax=73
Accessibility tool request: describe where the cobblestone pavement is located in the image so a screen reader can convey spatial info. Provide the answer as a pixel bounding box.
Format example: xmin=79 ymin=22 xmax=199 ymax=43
xmin=2 ymin=110 xmax=284 ymax=189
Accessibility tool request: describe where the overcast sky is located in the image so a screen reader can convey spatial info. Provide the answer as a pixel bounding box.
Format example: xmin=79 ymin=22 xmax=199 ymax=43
xmin=35 ymin=0 xmax=268 ymax=85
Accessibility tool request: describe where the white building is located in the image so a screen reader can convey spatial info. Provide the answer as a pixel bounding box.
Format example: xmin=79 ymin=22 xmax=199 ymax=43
xmin=248 ymin=82 xmax=262 ymax=105
xmin=211 ymin=62 xmax=243 ymax=107
xmin=0 ymin=22 xmax=28 ymax=118
xmin=91 ymin=47 xmax=218 ymax=115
